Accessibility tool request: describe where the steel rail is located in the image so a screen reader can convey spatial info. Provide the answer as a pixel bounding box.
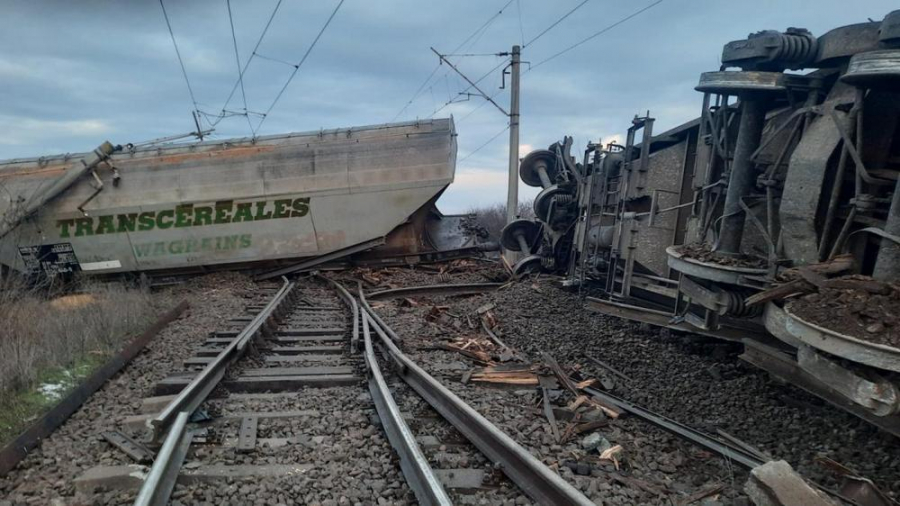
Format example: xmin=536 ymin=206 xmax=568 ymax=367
xmin=134 ymin=411 xmax=193 ymax=506
xmin=0 ymin=300 xmax=188 ymax=478
xmin=358 ymin=287 xmax=403 ymax=344
xmin=321 ymin=277 xmax=451 ymax=504
xmin=148 ymin=278 xmax=295 ymax=442
xmin=320 ymin=276 xmax=360 ymax=353
xmin=359 ymin=288 xmax=595 ymax=506
xmin=361 ymin=305 xmax=452 ymax=505
xmin=582 ymin=387 xmax=866 ymax=505
xmin=366 ymin=282 xmax=503 ymax=301
xmin=582 ymin=387 xmax=763 ymax=469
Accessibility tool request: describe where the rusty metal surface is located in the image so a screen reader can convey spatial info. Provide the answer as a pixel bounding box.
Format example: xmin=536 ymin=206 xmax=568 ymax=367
xmin=366 ymin=283 xmax=503 ymax=301
xmin=148 ymin=281 xmax=293 ymax=442
xmin=359 ymin=289 xmax=595 ymax=506
xmin=665 ymin=246 xmax=766 ymax=287
xmin=585 ymin=296 xmax=771 ymax=343
xmin=741 ymin=340 xmax=900 ymax=439
xmin=814 ymin=21 xmax=881 ymax=66
xmin=0 ymin=300 xmax=188 ymax=477
xmin=695 ymin=71 xmax=786 ymax=93
xmin=775 ymin=304 xmax=900 ymax=373
xmin=842 ymin=49 xmax=900 ymax=86
xmin=631 ymin=139 xmax=690 ymax=276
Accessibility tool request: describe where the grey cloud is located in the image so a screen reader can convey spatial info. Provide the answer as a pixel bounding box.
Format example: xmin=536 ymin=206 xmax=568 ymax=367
xmin=1 ymin=0 xmax=896 ymax=212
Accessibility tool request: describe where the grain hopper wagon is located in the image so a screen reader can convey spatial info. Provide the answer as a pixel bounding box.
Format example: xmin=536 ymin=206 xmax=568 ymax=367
xmin=0 ymin=118 xmax=484 ymax=279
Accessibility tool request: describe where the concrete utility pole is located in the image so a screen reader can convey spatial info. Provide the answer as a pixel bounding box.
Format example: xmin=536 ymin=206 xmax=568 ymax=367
xmin=506 ymin=45 xmax=521 ymax=228
xmin=429 ymin=45 xmax=522 ymax=262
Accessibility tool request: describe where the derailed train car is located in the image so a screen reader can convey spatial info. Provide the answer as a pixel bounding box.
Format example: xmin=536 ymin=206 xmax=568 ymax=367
xmin=0 ymin=119 xmax=483 ymax=279
xmin=504 ymin=11 xmax=900 ymax=435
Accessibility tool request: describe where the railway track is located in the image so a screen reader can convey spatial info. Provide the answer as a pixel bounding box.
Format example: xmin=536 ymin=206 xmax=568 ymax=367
xmin=4 ymin=265 xmax=897 ymax=505
xmin=115 ymin=276 xmax=592 ymax=505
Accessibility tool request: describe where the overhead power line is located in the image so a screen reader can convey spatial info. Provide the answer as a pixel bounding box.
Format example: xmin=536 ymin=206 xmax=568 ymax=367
xmin=524 ymin=0 xmax=590 ymax=48
xmin=226 ymin=0 xmax=254 ymax=134
xmin=212 ymin=0 xmax=285 ymax=127
xmin=457 ymin=0 xmax=663 ymax=127
xmin=158 ymin=0 xmax=199 ymax=113
xmin=254 ymin=0 xmax=346 ymax=135
xmin=516 ymin=0 xmax=526 ymax=47
xmin=430 ymin=56 xmax=509 ymax=118
xmin=391 ymin=0 xmax=516 ymax=122
xmin=459 ymin=124 xmax=510 ymax=164
xmin=532 ymin=0 xmax=665 ymax=69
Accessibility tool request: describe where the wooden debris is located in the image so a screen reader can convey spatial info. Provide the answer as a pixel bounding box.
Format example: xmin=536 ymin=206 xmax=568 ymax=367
xmin=745 ymin=254 xmax=855 ymax=306
xmin=574 ymin=419 xmax=608 ymax=434
xmin=480 ymin=314 xmax=524 ymax=362
xmin=542 ymin=352 xmax=623 ymax=418
xmin=599 ymin=444 xmax=623 ymax=470
xmin=540 ymin=376 xmax=561 ymax=443
xmin=425 ymin=305 xmax=451 ymax=321
xmin=438 ymin=343 xmax=493 ymax=365
xmin=476 ymin=302 xmax=495 ymax=314
xmin=567 ymin=395 xmax=588 ymax=411
xmin=542 ymin=353 xmax=580 ymax=397
xmin=469 ymin=365 xmax=539 ymax=386
xmin=574 ymin=379 xmax=598 ymax=390
xmin=559 ymin=415 xmax=582 ymax=444
xmin=360 ymin=272 xmax=383 ymax=287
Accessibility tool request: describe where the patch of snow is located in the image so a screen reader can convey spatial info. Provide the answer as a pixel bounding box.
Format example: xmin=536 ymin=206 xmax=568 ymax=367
xmin=39 ymin=382 xmax=67 ymax=401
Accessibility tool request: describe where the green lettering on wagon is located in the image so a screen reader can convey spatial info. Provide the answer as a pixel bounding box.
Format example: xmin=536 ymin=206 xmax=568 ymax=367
xmin=55 ymin=197 xmax=311 ymax=238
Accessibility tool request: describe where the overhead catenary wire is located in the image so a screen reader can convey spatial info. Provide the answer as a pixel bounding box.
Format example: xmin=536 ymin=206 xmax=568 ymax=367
xmin=435 ymin=0 xmax=651 ymax=122
xmin=226 ymin=0 xmax=254 ymax=134
xmin=523 ymin=0 xmax=590 ymax=48
xmin=211 ymin=0 xmax=285 ymax=127
xmin=430 ymin=56 xmax=510 ymax=118
xmin=459 ymin=124 xmax=510 ymax=164
xmin=158 ymin=0 xmax=200 ymax=114
xmin=458 ymin=0 xmax=665 ymax=173
xmin=516 ymin=0 xmax=526 ymax=47
xmin=253 ymin=0 xmax=346 ymax=135
xmin=391 ymin=0 xmax=516 ymax=122
xmin=532 ymin=0 xmax=665 ymax=69
xmin=252 ymin=52 xmax=298 ymax=68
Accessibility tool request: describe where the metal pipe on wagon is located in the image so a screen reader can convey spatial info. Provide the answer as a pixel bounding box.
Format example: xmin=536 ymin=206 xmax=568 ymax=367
xmin=873 ymin=177 xmax=900 ymax=279
xmin=0 ymin=141 xmax=117 ymax=240
xmin=717 ymin=97 xmax=768 ymax=254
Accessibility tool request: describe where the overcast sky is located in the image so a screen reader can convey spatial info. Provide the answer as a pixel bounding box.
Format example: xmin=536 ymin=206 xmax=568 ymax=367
xmin=1 ymin=0 xmax=896 ymax=213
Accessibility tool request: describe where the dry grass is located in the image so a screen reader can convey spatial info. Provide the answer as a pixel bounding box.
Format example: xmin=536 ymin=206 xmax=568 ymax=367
xmin=468 ymin=200 xmax=535 ymax=242
xmin=0 ymin=277 xmax=157 ymax=404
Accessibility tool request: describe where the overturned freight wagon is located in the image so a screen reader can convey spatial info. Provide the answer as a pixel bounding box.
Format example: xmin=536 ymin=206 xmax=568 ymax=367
xmin=0 ymin=119 xmax=473 ymax=278
xmin=503 ymin=11 xmax=900 ymax=436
